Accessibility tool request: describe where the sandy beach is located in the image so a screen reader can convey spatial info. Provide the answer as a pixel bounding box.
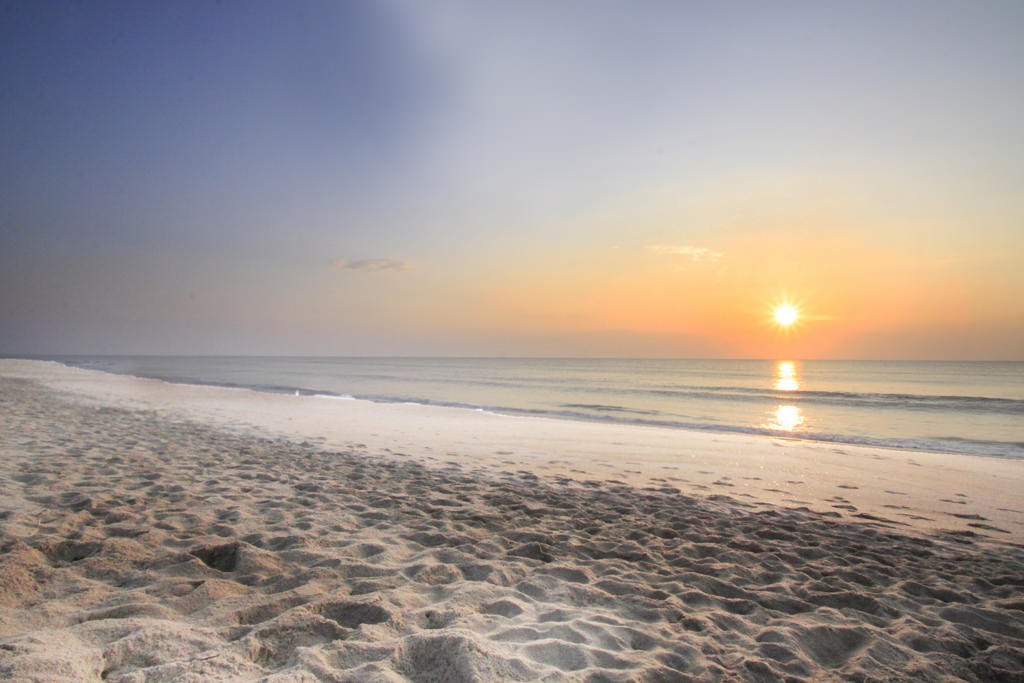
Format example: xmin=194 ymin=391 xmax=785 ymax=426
xmin=2 ymin=359 xmax=1023 ymax=681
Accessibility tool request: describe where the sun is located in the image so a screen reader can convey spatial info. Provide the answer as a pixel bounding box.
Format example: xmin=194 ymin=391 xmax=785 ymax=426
xmin=774 ymin=304 xmax=799 ymax=327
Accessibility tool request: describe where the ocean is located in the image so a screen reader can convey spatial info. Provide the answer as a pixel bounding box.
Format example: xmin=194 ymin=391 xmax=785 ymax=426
xmin=43 ymin=356 xmax=1024 ymax=459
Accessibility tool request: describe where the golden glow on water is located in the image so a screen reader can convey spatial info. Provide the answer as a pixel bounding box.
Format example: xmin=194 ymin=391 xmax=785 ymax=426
xmin=767 ymin=405 xmax=804 ymax=432
xmin=774 ymin=360 xmax=799 ymax=391
xmin=767 ymin=361 xmax=804 ymax=431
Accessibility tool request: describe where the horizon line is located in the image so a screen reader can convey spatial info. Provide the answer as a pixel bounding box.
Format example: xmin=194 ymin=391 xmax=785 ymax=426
xmin=3 ymin=354 xmax=1022 ymax=363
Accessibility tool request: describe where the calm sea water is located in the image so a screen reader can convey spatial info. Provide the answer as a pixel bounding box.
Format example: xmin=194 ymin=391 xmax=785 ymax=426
xmin=45 ymin=356 xmax=1024 ymax=459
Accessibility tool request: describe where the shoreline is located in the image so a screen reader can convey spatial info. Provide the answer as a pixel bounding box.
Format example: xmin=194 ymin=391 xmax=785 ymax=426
xmin=21 ymin=357 xmax=1024 ymax=461
xmin=2 ymin=358 xmax=1023 ymax=542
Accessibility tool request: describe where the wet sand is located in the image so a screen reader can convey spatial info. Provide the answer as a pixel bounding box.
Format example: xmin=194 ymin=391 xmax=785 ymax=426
xmin=1 ymin=361 xmax=1023 ymax=680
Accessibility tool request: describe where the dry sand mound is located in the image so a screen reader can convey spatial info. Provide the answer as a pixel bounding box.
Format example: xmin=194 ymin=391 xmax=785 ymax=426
xmin=1 ymin=377 xmax=1023 ymax=681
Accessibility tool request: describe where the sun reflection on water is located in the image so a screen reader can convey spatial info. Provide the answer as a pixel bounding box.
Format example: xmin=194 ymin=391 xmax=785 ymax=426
xmin=774 ymin=360 xmax=799 ymax=391
xmin=767 ymin=405 xmax=804 ymax=432
xmin=767 ymin=361 xmax=805 ymax=432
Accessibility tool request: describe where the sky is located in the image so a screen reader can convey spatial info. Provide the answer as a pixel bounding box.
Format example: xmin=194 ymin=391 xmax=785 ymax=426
xmin=2 ymin=0 xmax=1022 ymax=359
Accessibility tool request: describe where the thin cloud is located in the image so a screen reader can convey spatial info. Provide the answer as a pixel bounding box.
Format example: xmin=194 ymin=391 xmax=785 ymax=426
xmin=647 ymin=244 xmax=724 ymax=263
xmin=332 ymin=258 xmax=409 ymax=272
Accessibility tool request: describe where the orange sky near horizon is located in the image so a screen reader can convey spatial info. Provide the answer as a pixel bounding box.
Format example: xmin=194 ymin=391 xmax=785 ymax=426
xmin=424 ymin=178 xmax=1022 ymax=360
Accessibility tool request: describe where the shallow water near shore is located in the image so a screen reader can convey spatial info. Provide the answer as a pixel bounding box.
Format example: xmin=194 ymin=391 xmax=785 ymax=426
xmin=37 ymin=356 xmax=1024 ymax=458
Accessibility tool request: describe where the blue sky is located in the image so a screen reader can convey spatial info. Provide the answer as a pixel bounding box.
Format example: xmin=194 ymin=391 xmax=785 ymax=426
xmin=2 ymin=1 xmax=1022 ymax=357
